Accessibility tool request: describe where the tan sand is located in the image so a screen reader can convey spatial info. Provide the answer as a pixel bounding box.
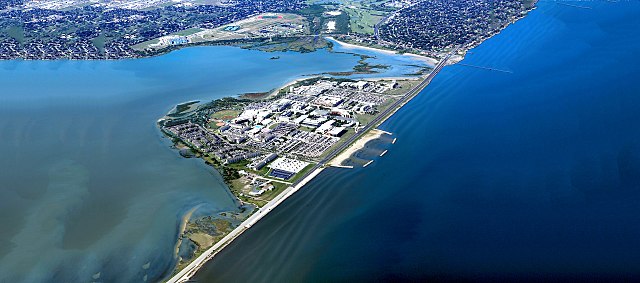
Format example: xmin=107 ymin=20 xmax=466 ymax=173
xmin=330 ymin=129 xmax=386 ymax=166
xmin=325 ymin=37 xmax=439 ymax=66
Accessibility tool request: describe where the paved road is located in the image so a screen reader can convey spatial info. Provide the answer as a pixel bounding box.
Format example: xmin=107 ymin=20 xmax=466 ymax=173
xmin=374 ymin=3 xmax=414 ymax=42
xmin=168 ymin=49 xmax=456 ymax=283
xmin=167 ymin=167 xmax=324 ymax=283
xmin=291 ymin=49 xmax=457 ymax=186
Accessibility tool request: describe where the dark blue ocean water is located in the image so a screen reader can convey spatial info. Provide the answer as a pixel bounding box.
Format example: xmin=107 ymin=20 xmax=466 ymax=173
xmin=193 ymin=1 xmax=640 ymax=281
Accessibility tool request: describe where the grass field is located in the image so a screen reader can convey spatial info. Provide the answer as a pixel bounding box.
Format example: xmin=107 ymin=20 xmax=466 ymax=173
xmin=356 ymin=97 xmax=396 ymax=125
xmin=288 ymin=163 xmax=316 ymax=183
xmin=210 ymin=109 xmax=240 ymax=121
xmin=344 ymin=5 xmax=384 ymax=34
xmin=173 ymin=27 xmax=203 ymax=36
xmin=133 ymin=13 xmax=307 ymax=51
xmin=254 ymin=181 xmax=289 ymax=205
xmin=322 ymin=0 xmax=392 ymax=35
xmin=384 ymin=79 xmax=423 ymax=95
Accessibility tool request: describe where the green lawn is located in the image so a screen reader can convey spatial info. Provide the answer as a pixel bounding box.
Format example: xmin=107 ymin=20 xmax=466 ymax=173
xmin=289 ymin=163 xmax=317 ymax=183
xmin=210 ymin=109 xmax=240 ymax=121
xmin=173 ymin=27 xmax=203 ymax=36
xmin=257 ymin=181 xmax=290 ymax=202
xmin=343 ymin=4 xmax=385 ymax=34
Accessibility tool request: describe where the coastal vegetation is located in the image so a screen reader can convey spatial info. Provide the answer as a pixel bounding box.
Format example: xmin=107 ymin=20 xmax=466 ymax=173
xmin=159 ymin=73 xmax=426 ymax=277
xmin=0 ymin=0 xmax=540 ymax=281
xmin=0 ymin=0 xmax=308 ymax=59
xmin=1 ymin=0 xmax=537 ymax=60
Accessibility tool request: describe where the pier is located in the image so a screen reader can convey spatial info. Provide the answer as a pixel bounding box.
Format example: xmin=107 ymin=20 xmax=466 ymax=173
xmin=166 ymin=49 xmax=456 ymax=283
xmin=331 ymin=164 xmax=354 ymax=169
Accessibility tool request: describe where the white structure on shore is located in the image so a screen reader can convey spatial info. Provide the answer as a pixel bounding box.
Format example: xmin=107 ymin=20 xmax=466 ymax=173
xmin=268 ymin=157 xmax=309 ymax=173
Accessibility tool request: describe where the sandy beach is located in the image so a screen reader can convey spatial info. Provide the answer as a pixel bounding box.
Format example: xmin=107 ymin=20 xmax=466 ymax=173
xmin=330 ymin=129 xmax=387 ymax=166
xmin=325 ymin=36 xmax=439 ymax=66
xmin=173 ymin=206 xmax=201 ymax=259
xmin=167 ymin=167 xmax=325 ymax=283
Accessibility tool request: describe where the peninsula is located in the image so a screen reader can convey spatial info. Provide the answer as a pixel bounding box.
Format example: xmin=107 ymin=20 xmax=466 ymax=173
xmin=161 ymin=47 xmax=455 ymax=283
xmin=1 ymin=0 xmax=538 ymax=281
xmin=146 ymin=0 xmax=539 ymax=281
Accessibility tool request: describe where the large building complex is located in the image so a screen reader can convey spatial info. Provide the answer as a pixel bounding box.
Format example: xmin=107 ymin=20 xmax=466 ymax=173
xmin=160 ymin=78 xmax=405 ymax=201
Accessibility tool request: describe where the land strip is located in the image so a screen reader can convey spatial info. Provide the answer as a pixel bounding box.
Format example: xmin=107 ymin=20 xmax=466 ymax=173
xmin=2 ymin=0 xmax=536 ymax=60
xmin=164 ymin=49 xmax=455 ymax=283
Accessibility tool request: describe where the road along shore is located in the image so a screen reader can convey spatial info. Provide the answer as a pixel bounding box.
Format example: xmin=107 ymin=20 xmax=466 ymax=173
xmin=167 ymin=48 xmax=456 ymax=283
xmin=167 ymin=167 xmax=324 ymax=283
xmin=329 ymin=129 xmax=387 ymax=167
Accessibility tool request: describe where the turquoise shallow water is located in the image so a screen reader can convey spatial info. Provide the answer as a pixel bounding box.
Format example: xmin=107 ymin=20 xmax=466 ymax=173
xmin=0 ymin=46 xmax=429 ymax=282
xmin=193 ymin=1 xmax=640 ymax=281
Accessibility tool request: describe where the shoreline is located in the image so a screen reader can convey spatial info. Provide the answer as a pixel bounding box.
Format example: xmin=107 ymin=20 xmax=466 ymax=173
xmin=329 ymin=129 xmax=386 ymax=167
xmin=170 ymin=205 xmax=201 ymax=276
xmin=165 ymin=45 xmax=456 ymax=283
xmin=326 ymin=36 xmax=439 ymax=66
xmin=166 ymin=167 xmax=325 ymax=283
xmin=259 ymin=74 xmax=424 ymax=101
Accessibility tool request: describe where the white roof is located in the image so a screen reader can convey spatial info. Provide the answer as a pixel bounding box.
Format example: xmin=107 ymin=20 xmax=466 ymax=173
xmin=329 ymin=126 xmax=346 ymax=135
xmin=268 ymin=157 xmax=309 ymax=173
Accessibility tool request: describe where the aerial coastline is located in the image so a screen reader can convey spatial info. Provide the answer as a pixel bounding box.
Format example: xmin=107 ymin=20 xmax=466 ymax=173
xmin=0 ymin=0 xmax=539 ymax=282
xmin=187 ymin=2 xmax=640 ymax=281
xmin=326 ymin=36 xmax=439 ymax=66
xmin=5 ymin=0 xmax=640 ymax=282
xmin=329 ymin=128 xmax=387 ymax=167
xmin=1 ymin=0 xmax=536 ymax=61
xmin=160 ymin=47 xmax=455 ymax=282
xmin=148 ymin=1 xmax=538 ymax=281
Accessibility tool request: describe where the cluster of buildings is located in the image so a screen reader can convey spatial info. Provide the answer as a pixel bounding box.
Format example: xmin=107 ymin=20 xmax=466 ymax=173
xmin=267 ymin=157 xmax=309 ymax=180
xmin=249 ymin=21 xmax=305 ymax=39
xmin=0 ymin=0 xmax=22 ymax=10
xmin=378 ymin=0 xmax=531 ymax=52
xmin=0 ymin=37 xmax=137 ymax=60
xmin=219 ymin=79 xmax=397 ymax=161
xmin=0 ymin=0 xmax=308 ymax=59
xmin=244 ymin=177 xmax=274 ymax=197
xmin=162 ymin=78 xmax=401 ymax=183
xmin=158 ymin=35 xmax=188 ymax=46
xmin=293 ymin=79 xmax=397 ymax=115
xmin=149 ymin=15 xmax=306 ymax=50
xmin=164 ymin=121 xmax=260 ymax=165
xmin=2 ymin=0 xmax=536 ymax=60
